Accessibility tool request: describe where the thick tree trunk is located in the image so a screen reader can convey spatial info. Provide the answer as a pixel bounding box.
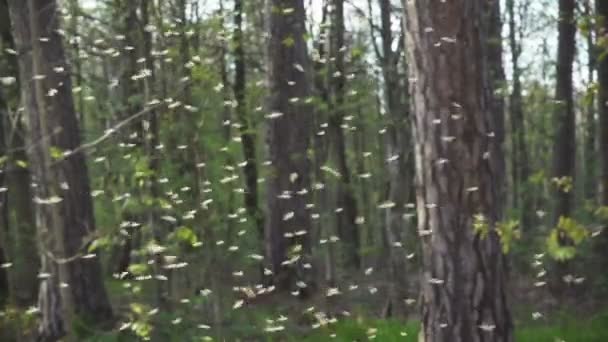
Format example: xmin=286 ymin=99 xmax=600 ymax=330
xmin=9 ymin=0 xmax=113 ymax=339
xmin=507 ymin=0 xmax=532 ymax=229
xmin=404 ymin=0 xmax=513 ymax=340
xmin=551 ymin=0 xmax=576 ymax=221
xmin=265 ymin=0 xmax=315 ymax=295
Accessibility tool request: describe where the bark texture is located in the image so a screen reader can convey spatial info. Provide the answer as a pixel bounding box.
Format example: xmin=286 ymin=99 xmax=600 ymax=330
xmin=404 ymin=0 xmax=513 ymax=340
xmin=265 ymin=0 xmax=315 ymax=294
xmin=9 ymin=0 xmax=113 ymax=339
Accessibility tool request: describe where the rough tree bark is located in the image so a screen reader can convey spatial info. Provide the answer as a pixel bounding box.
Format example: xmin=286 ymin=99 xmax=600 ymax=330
xmin=404 ymin=0 xmax=513 ymax=340
xmin=9 ymin=0 xmax=113 ymax=339
xmin=265 ymin=0 xmax=315 ymax=295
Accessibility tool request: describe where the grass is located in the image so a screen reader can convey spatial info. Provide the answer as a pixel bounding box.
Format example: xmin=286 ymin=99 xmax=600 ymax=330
xmin=296 ymin=310 xmax=608 ymax=341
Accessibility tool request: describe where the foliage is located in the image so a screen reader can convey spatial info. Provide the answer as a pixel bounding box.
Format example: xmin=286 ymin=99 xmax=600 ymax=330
xmin=546 ymin=216 xmax=589 ymax=261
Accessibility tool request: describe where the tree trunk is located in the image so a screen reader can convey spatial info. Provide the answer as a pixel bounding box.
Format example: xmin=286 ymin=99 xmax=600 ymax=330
xmin=9 ymin=0 xmax=113 ymax=339
xmin=598 ymin=0 xmax=608 ymax=205
xmin=507 ymin=0 xmax=532 ymax=229
xmin=584 ymin=0 xmax=597 ymax=203
xmin=265 ymin=0 xmax=315 ymax=295
xmin=378 ymin=0 xmax=411 ymax=317
xmin=551 ymin=0 xmax=576 ymax=222
xmin=0 ymin=0 xmax=39 ymax=308
xmin=597 ymin=0 xmax=608 ymax=272
xmin=404 ymin=0 xmax=513 ymax=340
xmin=233 ymin=0 xmax=264 ymax=252
xmin=329 ymin=0 xmax=361 ymax=270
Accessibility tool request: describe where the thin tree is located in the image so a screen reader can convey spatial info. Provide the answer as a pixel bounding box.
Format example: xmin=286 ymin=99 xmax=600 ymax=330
xmin=507 ymin=0 xmax=532 ymax=229
xmin=551 ymin=0 xmax=576 ymax=222
xmin=404 ymin=0 xmax=513 ymax=340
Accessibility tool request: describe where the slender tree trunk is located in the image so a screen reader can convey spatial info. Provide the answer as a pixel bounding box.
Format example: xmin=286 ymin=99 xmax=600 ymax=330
xmin=549 ymin=0 xmax=576 ymax=297
xmin=598 ymin=0 xmax=608 ymax=205
xmin=551 ymin=0 xmax=576 ymax=222
xmin=584 ymin=0 xmax=597 ymax=202
xmin=329 ymin=0 xmax=361 ymax=270
xmin=404 ymin=0 xmax=513 ymax=340
xmin=378 ymin=0 xmax=410 ymax=317
xmin=507 ymin=0 xmax=532 ymax=229
xmin=0 ymin=0 xmax=39 ymax=308
xmin=597 ymin=0 xmax=608 ymax=271
xmin=265 ymin=0 xmax=315 ymax=295
xmin=9 ymin=1 xmax=113 ymax=339
xmin=233 ymin=0 xmax=264 ymax=250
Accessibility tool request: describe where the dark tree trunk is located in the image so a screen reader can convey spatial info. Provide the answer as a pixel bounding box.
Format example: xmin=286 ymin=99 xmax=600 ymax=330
xmin=597 ymin=0 xmax=608 ymax=271
xmin=598 ymin=0 xmax=608 ymax=205
xmin=487 ymin=0 xmax=507 ymax=215
xmin=549 ymin=0 xmax=576 ymax=297
xmin=378 ymin=0 xmax=411 ymax=317
xmin=0 ymin=0 xmax=39 ymax=308
xmin=8 ymin=0 xmax=113 ymax=339
xmin=233 ymin=0 xmax=264 ymax=250
xmin=551 ymin=0 xmax=576 ymax=222
xmin=330 ymin=0 xmax=361 ymax=270
xmin=265 ymin=0 xmax=315 ymax=295
xmin=404 ymin=0 xmax=513 ymax=340
xmin=584 ymin=0 xmax=597 ymax=202
xmin=507 ymin=0 xmax=532 ymax=229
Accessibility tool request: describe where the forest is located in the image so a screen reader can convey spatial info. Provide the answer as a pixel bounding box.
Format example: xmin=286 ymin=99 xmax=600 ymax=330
xmin=0 ymin=0 xmax=607 ymax=341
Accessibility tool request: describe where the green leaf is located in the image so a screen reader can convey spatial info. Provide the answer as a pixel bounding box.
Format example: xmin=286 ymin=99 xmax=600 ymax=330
xmin=128 ymin=263 xmax=149 ymax=276
xmin=496 ymin=220 xmax=521 ymax=254
xmin=15 ymin=160 xmax=27 ymax=168
xmin=282 ymin=36 xmax=295 ymax=47
xmin=50 ymin=146 xmax=64 ymax=160
xmin=473 ymin=213 xmax=489 ymax=239
xmin=173 ymin=226 xmax=199 ymax=246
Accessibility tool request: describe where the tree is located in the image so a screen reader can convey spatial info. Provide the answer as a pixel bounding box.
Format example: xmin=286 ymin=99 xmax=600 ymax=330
xmin=378 ymin=0 xmax=411 ymax=317
xmin=265 ymin=0 xmax=315 ymax=295
xmin=8 ymin=0 xmax=113 ymax=339
xmin=233 ymin=0 xmax=264 ymax=254
xmin=507 ymin=0 xmax=532 ymax=229
xmin=599 ymin=0 xmax=608 ymax=203
xmin=597 ymin=0 xmax=608 ymax=269
xmin=404 ymin=0 xmax=513 ymax=340
xmin=551 ymin=0 xmax=576 ymax=222
xmin=328 ymin=0 xmax=361 ymax=270
xmin=0 ymin=0 xmax=39 ymax=308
